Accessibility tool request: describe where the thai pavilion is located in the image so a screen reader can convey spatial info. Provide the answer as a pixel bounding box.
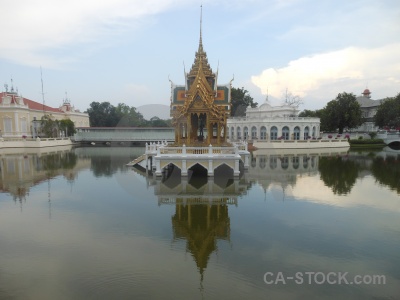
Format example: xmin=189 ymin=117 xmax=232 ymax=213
xmin=169 ymin=24 xmax=231 ymax=146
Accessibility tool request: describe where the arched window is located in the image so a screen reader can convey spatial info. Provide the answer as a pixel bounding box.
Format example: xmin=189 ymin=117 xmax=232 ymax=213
xmin=231 ymin=127 xmax=235 ymax=140
xmin=259 ymin=156 xmax=266 ymax=169
xmin=304 ymin=126 xmax=309 ymax=140
xmin=260 ymin=126 xmax=267 ymax=140
xmin=292 ymin=156 xmax=299 ymax=169
xmin=282 ymin=126 xmax=289 ymax=140
xmin=294 ymin=126 xmax=300 ymax=140
xmin=270 ymin=156 xmax=277 ymax=169
xmin=312 ymin=126 xmax=316 ymax=138
xmin=270 ymin=126 xmax=278 ymax=140
xmin=244 ymin=127 xmax=248 ymax=139
xmin=237 ymin=127 xmax=241 ymax=139
xmin=251 ymin=126 xmax=257 ymax=139
xmin=281 ymin=157 xmax=289 ymax=169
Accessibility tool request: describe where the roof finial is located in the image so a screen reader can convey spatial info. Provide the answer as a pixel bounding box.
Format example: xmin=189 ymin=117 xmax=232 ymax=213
xmin=199 ymin=4 xmax=203 ymax=50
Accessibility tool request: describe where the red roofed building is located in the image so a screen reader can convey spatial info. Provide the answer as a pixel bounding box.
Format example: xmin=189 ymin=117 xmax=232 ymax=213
xmin=0 ymin=88 xmax=89 ymax=138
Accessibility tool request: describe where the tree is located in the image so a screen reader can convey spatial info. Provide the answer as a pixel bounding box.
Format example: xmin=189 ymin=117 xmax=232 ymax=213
xmin=115 ymin=103 xmax=145 ymax=127
xmin=298 ymin=109 xmax=323 ymax=118
xmin=321 ymin=92 xmax=362 ymax=134
xmin=41 ymin=114 xmax=59 ymax=137
xmin=230 ymin=87 xmax=258 ymax=117
xmin=87 ymin=102 xmax=118 ymax=127
xmin=374 ymin=93 xmax=400 ymax=129
xmin=59 ymin=119 xmax=76 ymax=137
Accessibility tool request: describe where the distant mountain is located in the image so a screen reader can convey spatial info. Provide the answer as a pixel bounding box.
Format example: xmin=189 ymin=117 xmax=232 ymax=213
xmin=137 ymin=104 xmax=170 ymax=120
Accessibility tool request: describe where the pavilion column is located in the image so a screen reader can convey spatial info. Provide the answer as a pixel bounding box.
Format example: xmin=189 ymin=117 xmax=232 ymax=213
xmin=217 ymin=123 xmax=221 ymax=145
xmin=187 ymin=115 xmax=191 ymax=145
xmin=207 ymin=119 xmax=211 ymax=144
xmin=176 ymin=123 xmax=180 ymax=144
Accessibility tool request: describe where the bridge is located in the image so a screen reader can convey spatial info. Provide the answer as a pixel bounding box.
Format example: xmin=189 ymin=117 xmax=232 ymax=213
xmin=377 ymin=132 xmax=400 ymax=146
xmin=73 ymin=127 xmax=175 ymax=145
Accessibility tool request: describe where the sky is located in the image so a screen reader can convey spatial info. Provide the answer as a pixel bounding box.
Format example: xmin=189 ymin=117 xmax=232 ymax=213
xmin=0 ymin=0 xmax=399 ymax=119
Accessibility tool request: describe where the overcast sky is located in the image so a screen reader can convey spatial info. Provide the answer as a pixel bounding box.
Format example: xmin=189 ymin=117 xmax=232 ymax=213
xmin=0 ymin=0 xmax=399 ymax=116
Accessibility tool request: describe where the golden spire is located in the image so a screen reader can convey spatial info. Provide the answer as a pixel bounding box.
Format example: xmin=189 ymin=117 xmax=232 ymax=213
xmin=188 ymin=5 xmax=213 ymax=78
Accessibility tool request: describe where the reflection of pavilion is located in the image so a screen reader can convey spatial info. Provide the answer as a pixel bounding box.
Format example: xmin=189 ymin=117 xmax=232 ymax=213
xmin=132 ymin=166 xmax=251 ymax=278
xmin=172 ymin=203 xmax=230 ymax=277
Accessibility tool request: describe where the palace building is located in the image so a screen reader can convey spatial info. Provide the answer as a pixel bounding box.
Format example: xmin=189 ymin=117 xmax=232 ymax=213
xmin=0 ymin=85 xmax=89 ymax=138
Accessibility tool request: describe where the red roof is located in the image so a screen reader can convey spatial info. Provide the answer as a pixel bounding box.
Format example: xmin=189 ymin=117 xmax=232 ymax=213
xmin=0 ymin=92 xmax=62 ymax=113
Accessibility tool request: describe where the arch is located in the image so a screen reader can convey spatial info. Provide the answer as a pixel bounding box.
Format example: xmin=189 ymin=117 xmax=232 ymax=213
xmin=251 ymin=126 xmax=257 ymax=139
xmin=312 ymin=126 xmax=316 ymax=138
xmin=303 ymin=156 xmax=309 ymax=169
xmin=292 ymin=156 xmax=299 ymax=169
xmin=188 ymin=163 xmax=208 ymax=177
xmin=281 ymin=157 xmax=289 ymax=169
xmin=260 ymin=126 xmax=267 ymax=140
xmin=293 ymin=126 xmax=300 ymax=140
xmin=304 ymin=126 xmax=310 ymax=140
xmin=236 ymin=126 xmax=241 ymax=139
xmin=251 ymin=156 xmax=256 ymax=168
xmin=244 ymin=126 xmax=249 ymax=140
xmin=269 ymin=156 xmax=277 ymax=169
xmin=259 ymin=155 xmax=266 ymax=169
xmin=214 ymin=163 xmax=234 ymax=177
xmin=282 ymin=126 xmax=289 ymax=140
xmin=270 ymin=126 xmax=278 ymax=140
xmin=230 ymin=127 xmax=235 ymax=140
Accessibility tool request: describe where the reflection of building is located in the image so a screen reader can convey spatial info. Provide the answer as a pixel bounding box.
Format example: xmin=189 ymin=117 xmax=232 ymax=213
xmin=245 ymin=148 xmax=348 ymax=192
xmin=0 ymin=88 xmax=89 ymax=138
xmin=132 ymin=166 xmax=251 ymax=278
xmin=172 ymin=203 xmax=230 ymax=276
xmin=227 ymin=100 xmax=320 ymax=141
xmin=0 ymin=147 xmax=90 ymax=201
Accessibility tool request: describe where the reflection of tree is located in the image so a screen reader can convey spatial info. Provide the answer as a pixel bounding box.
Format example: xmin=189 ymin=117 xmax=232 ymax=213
xmin=90 ymin=153 xmax=131 ymax=177
xmin=318 ymin=156 xmax=359 ymax=195
xmin=371 ymin=155 xmax=400 ymax=193
xmin=41 ymin=152 xmax=77 ymax=175
xmin=172 ymin=204 xmax=230 ymax=277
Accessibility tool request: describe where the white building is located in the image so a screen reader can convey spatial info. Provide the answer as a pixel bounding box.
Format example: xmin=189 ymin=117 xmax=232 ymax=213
xmin=227 ymin=101 xmax=320 ymax=141
xmin=0 ymin=88 xmax=89 ymax=138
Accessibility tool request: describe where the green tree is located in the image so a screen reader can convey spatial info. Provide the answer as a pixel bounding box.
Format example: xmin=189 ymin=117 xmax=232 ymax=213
xmin=230 ymin=87 xmax=258 ymax=117
xmin=298 ymin=109 xmax=324 ymax=118
xmin=59 ymin=119 xmax=76 ymax=137
xmin=115 ymin=103 xmax=146 ymax=127
xmin=87 ymin=102 xmax=118 ymax=127
xmin=374 ymin=93 xmax=400 ymax=129
xmin=322 ymin=92 xmax=362 ymax=134
xmin=40 ymin=114 xmax=59 ymax=137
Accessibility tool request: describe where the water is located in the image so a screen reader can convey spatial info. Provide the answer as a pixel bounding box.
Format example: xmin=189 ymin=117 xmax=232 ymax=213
xmin=0 ymin=146 xmax=399 ymax=300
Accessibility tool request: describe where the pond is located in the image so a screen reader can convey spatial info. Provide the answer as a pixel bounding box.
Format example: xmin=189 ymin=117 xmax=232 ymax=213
xmin=0 ymin=146 xmax=399 ymax=300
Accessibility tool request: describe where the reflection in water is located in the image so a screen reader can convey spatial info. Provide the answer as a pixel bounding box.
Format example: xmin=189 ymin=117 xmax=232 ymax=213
xmin=371 ymin=153 xmax=400 ymax=193
xmin=318 ymin=156 xmax=359 ymax=195
xmin=0 ymin=146 xmax=399 ymax=299
xmin=0 ymin=148 xmax=83 ymax=202
xmin=172 ymin=203 xmax=230 ymax=281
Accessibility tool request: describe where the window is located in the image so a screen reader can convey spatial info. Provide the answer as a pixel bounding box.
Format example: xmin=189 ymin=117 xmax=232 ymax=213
xmin=3 ymin=117 xmax=12 ymax=134
xmin=282 ymin=126 xmax=289 ymax=140
xmin=294 ymin=126 xmax=300 ymax=140
xmin=270 ymin=126 xmax=278 ymax=140
xmin=260 ymin=126 xmax=267 ymax=140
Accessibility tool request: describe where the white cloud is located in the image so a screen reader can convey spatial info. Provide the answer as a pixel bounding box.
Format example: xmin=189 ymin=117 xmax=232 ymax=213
xmin=251 ymin=43 xmax=400 ymax=107
xmin=0 ymin=0 xmax=192 ymax=68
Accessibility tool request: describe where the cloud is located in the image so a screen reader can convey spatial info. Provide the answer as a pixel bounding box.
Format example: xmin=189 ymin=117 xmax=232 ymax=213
xmin=251 ymin=43 xmax=400 ymax=107
xmin=0 ymin=0 xmax=192 ymax=68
